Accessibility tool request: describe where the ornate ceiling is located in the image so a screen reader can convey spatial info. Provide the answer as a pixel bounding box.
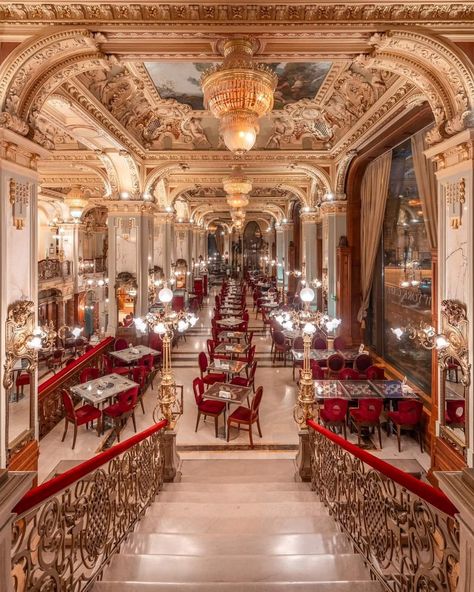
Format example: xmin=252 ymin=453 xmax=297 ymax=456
xmin=1 ymin=1 xmax=473 ymax=229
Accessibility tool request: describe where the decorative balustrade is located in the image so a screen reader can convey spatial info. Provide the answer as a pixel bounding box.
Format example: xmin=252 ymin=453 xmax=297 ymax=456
xmin=79 ymin=256 xmax=107 ymax=275
xmin=38 ymin=337 xmax=114 ymax=438
xmin=307 ymin=419 xmax=459 ymax=592
xmin=38 ymin=258 xmax=72 ymax=282
xmin=12 ymin=420 xmax=167 ymax=592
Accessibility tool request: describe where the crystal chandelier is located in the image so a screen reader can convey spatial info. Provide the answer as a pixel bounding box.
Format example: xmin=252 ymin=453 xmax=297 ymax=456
xmin=201 ymin=39 xmax=277 ymax=154
xmin=223 ymin=165 xmax=251 ymax=209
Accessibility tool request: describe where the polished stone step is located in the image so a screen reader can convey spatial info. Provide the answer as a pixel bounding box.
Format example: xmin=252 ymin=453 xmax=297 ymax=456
xmin=121 ymin=532 xmax=353 ymax=556
xmin=157 ymin=489 xmax=317 ymax=503
xmin=103 ymin=553 xmax=370 ymax=584
xmin=162 ymin=481 xmax=310 ymax=493
xmin=136 ymin=514 xmax=338 ymax=535
xmin=95 ymin=581 xmax=381 ymax=592
xmin=179 ymin=459 xmax=297 ymax=483
xmin=147 ymin=500 xmax=326 ymax=519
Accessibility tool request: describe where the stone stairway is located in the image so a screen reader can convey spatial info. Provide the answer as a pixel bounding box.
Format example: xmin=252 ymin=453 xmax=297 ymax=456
xmin=95 ymin=459 xmax=381 ymax=591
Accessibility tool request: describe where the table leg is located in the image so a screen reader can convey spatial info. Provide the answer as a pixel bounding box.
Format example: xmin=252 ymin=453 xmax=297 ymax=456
xmin=224 ymin=403 xmax=228 ymax=440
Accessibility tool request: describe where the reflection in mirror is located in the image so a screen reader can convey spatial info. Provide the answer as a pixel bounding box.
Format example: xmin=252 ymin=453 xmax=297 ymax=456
xmin=8 ymin=359 xmax=33 ymax=449
xmin=443 ymin=362 xmax=466 ymax=446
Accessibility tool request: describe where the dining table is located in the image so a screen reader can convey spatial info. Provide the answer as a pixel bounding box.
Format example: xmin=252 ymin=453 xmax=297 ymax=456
xmin=203 ymin=381 xmax=251 ymax=439
xmin=218 ymin=330 xmax=248 ymax=343
xmin=110 ymin=345 xmax=161 ymax=365
xmin=207 ymin=358 xmax=247 ymax=381
xmin=291 ymin=348 xmax=361 ymax=365
xmin=313 ymin=379 xmax=419 ymax=401
xmin=215 ymin=341 xmax=249 ymax=359
xmin=71 ymin=372 xmax=139 ymax=406
xmin=216 ymin=317 xmax=244 ymax=328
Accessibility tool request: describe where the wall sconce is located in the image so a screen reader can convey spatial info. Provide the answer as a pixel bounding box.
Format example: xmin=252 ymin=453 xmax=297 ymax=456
xmin=391 ymin=323 xmax=450 ymax=351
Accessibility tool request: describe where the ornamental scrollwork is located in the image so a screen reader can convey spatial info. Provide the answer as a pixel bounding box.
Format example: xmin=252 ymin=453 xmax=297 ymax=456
xmin=309 ymin=428 xmax=460 ymax=592
xmin=11 ymin=429 xmax=165 ymax=592
xmin=437 ymin=300 xmax=470 ymax=388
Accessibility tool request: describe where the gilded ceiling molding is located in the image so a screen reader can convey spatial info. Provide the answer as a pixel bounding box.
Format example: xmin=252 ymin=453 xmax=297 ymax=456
xmin=94 ymin=150 xmax=120 ymax=198
xmin=288 ymin=162 xmax=332 ymax=194
xmin=360 ymin=29 xmax=474 ymax=143
xmin=0 ymin=28 xmax=108 ymax=140
xmin=335 ymin=150 xmax=357 ymax=198
xmin=144 ymin=162 xmax=189 ymax=195
xmin=1 ymin=3 xmax=474 ymax=26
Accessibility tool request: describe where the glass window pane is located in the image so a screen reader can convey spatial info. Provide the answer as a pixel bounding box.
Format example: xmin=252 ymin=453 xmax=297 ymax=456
xmin=382 ymin=139 xmax=432 ymax=392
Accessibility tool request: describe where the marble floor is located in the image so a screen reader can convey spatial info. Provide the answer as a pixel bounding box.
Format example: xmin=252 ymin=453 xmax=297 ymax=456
xmin=37 ymin=287 xmax=431 ymax=483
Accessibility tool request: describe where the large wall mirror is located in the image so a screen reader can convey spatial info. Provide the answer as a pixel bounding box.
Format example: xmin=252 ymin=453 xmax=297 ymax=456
xmin=438 ymin=300 xmax=470 ymax=455
xmin=3 ymin=300 xmax=36 ymax=461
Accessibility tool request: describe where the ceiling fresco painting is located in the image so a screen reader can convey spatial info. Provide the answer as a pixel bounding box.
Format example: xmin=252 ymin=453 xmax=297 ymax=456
xmin=272 ymin=62 xmax=333 ymax=108
xmin=144 ymin=62 xmax=211 ymax=110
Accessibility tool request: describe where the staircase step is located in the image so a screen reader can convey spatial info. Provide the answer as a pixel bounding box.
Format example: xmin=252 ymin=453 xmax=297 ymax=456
xmin=163 ymin=481 xmax=310 ymax=493
xmin=121 ymin=532 xmax=353 ymax=556
xmin=95 ymin=582 xmax=381 ymax=592
xmin=147 ymin=501 xmax=326 ymax=519
xmin=157 ymin=490 xmax=317 ymax=503
xmin=136 ymin=514 xmax=338 ymax=535
xmin=180 ymin=459 xmax=297 ymax=483
xmin=103 ymin=553 xmax=370 ymax=584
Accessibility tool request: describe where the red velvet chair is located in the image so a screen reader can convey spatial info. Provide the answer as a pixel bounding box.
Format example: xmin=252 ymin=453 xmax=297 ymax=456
xmin=103 ymin=352 xmax=131 ymax=376
xmin=198 ymin=352 xmax=226 ymax=387
xmin=227 ymin=386 xmax=264 ymax=448
xmin=80 ymin=367 xmax=100 ymax=383
xmin=333 ymin=336 xmax=346 ymax=350
xmin=312 ymin=336 xmax=327 ymax=350
xmin=130 ymin=365 xmax=148 ymax=413
xmin=446 ymin=400 xmax=465 ymax=430
xmin=193 ymin=377 xmax=225 ymax=437
xmin=47 ymin=349 xmax=64 ymax=373
xmin=231 ymin=361 xmax=257 ymax=394
xmin=172 ymin=295 xmax=185 ymax=312
xmin=337 ymin=368 xmax=361 ymax=381
xmin=102 ymin=387 xmax=139 ymax=442
xmin=354 ymin=353 xmax=373 ymax=377
xmin=141 ymin=353 xmax=156 ymax=388
xmin=15 ymin=372 xmax=30 ymax=397
xmin=61 ymin=390 xmax=102 ymax=449
xmin=366 ymin=365 xmax=386 ymax=380
xmin=349 ymin=398 xmax=383 ymax=448
xmin=292 ymin=336 xmax=304 ymax=380
xmin=319 ymin=398 xmax=348 ymax=439
xmin=273 ymin=331 xmax=291 ymax=366
xmin=114 ymin=338 xmax=128 ymax=351
xmin=387 ymin=400 xmax=424 ymax=452
xmin=310 ymin=360 xmax=325 ymax=380
xmin=327 ymin=353 xmax=345 ymax=378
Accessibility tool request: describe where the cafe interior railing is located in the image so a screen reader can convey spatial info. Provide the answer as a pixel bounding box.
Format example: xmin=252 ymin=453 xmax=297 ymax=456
xmin=38 ymin=337 xmax=114 ymax=438
xmin=307 ymin=419 xmax=459 ymax=592
xmin=38 ymin=258 xmax=72 ymax=282
xmin=11 ymin=419 xmax=167 ymax=592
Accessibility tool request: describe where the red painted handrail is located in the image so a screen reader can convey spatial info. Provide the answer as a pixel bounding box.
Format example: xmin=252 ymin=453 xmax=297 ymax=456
xmin=14 ymin=419 xmax=168 ymax=516
xmin=307 ymin=419 xmax=457 ymax=517
xmin=38 ymin=336 xmax=114 ymax=394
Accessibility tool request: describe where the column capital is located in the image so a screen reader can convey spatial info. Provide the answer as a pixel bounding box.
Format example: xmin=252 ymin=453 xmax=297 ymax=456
xmin=154 ymin=212 xmax=175 ymax=224
xmin=301 ymin=211 xmax=321 ymax=224
xmin=320 ymin=200 xmax=347 ymax=216
xmin=425 ymin=128 xmax=474 ymax=176
xmin=0 ymin=128 xmax=48 ymax=172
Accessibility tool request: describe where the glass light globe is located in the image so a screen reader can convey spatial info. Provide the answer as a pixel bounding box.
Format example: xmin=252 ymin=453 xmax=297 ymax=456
xmin=72 ymin=327 xmax=82 ymax=338
xmin=276 ymin=314 xmax=284 ymax=325
xmin=222 ymin=119 xmax=258 ymax=154
xmin=435 ymin=335 xmax=449 ymax=350
xmin=28 ymin=336 xmax=42 ymax=349
xmin=177 ymin=319 xmax=189 ymax=332
xmin=300 ymin=287 xmax=315 ymax=303
xmin=70 ymin=208 xmax=83 ymax=219
xmin=158 ymin=286 xmax=173 ymax=303
xmin=303 ymin=322 xmax=317 ymax=335
xmin=282 ymin=320 xmax=293 ymax=331
xmin=154 ymin=322 xmax=167 ymax=334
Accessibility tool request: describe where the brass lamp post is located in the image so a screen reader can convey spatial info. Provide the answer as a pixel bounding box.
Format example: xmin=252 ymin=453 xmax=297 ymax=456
xmin=293 ymin=322 xmax=317 ymax=428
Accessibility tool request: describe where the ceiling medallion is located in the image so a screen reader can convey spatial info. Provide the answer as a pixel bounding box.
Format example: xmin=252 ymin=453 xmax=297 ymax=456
xmin=201 ymin=39 xmax=277 ymax=154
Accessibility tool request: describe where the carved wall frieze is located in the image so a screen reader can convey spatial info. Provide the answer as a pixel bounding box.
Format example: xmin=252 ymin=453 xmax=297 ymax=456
xmin=335 ymin=149 xmax=358 ymax=197
xmin=1 ymin=3 xmax=474 ymax=26
xmin=320 ymin=200 xmax=347 ymax=215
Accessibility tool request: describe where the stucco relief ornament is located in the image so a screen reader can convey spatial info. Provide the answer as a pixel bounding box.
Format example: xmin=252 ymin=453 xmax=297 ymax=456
xmin=0 ymin=111 xmax=29 ymax=135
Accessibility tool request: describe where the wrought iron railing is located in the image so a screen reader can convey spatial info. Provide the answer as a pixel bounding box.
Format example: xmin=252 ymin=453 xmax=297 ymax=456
xmin=38 ymin=337 xmax=114 ymax=438
xmin=38 ymin=258 xmax=72 ymax=282
xmin=12 ymin=420 xmax=167 ymax=592
xmin=307 ymin=419 xmax=459 ymax=592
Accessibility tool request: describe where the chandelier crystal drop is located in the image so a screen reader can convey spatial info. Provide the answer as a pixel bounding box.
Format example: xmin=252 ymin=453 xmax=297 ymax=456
xmin=223 ymin=165 xmax=252 ymax=209
xmin=201 ymin=39 xmax=277 ymax=154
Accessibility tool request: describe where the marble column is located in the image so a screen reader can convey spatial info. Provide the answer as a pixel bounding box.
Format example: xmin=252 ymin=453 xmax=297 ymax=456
xmin=0 ymin=130 xmax=47 ymax=467
xmin=301 ymin=211 xmax=320 ymax=284
xmin=104 ymin=201 xmax=156 ymax=335
xmin=275 ymin=226 xmax=285 ymax=287
xmin=320 ymin=201 xmax=347 ymax=317
xmin=154 ymin=212 xmax=174 ymax=279
xmin=174 ymin=222 xmax=193 ymax=290
xmin=426 ymin=129 xmax=474 ymax=467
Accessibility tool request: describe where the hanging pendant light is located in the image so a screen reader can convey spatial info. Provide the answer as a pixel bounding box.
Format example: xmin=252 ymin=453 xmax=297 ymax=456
xmin=201 ymin=39 xmax=277 ymax=154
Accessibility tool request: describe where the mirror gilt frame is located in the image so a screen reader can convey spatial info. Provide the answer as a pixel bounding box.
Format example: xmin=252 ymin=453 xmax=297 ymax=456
xmin=438 ymin=299 xmax=470 ymax=454
xmin=3 ymin=300 xmax=37 ymax=458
